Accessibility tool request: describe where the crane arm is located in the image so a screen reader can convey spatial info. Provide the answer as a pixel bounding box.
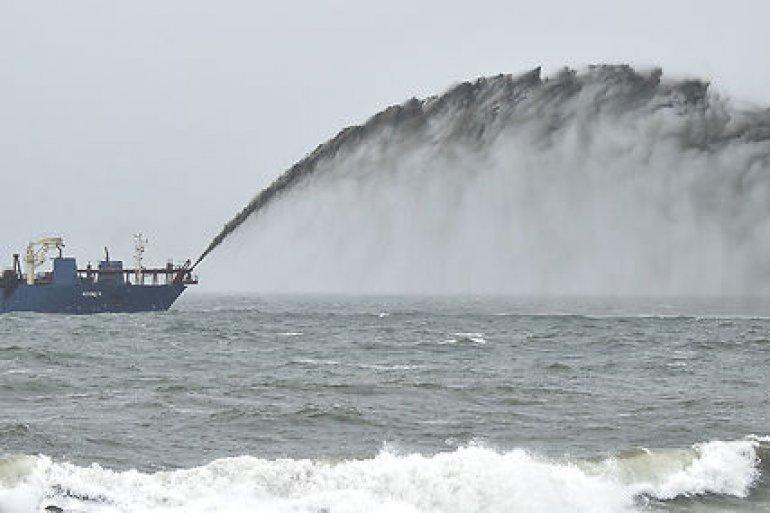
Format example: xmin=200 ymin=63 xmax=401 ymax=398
xmin=24 ymin=237 xmax=65 ymax=285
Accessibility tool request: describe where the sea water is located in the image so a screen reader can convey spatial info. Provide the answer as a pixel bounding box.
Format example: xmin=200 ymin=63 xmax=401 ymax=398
xmin=0 ymin=294 xmax=768 ymax=512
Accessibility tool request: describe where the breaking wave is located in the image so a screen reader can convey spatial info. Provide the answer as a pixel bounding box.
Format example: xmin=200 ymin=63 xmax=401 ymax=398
xmin=1 ymin=438 xmax=765 ymax=513
xmin=199 ymin=65 xmax=770 ymax=295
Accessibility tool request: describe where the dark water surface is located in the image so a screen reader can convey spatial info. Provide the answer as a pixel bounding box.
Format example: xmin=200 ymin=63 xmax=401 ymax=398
xmin=1 ymin=295 xmax=768 ymax=512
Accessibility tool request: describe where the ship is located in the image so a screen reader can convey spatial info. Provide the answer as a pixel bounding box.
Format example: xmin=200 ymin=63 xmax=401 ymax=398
xmin=0 ymin=235 xmax=197 ymax=314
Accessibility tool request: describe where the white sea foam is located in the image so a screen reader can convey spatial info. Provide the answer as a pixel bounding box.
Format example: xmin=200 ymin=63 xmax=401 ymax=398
xmin=0 ymin=440 xmax=762 ymax=513
xmin=442 ymin=333 xmax=487 ymax=345
xmin=354 ymin=363 xmax=424 ymax=371
xmin=292 ymin=358 xmax=340 ymax=366
xmin=585 ymin=440 xmax=760 ymax=500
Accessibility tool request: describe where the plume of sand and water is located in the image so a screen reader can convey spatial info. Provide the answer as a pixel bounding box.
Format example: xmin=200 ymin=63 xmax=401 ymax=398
xmin=195 ymin=65 xmax=770 ymax=294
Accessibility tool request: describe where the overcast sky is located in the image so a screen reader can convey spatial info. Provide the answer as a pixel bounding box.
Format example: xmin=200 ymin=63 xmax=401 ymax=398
xmin=1 ymin=0 xmax=768 ymax=290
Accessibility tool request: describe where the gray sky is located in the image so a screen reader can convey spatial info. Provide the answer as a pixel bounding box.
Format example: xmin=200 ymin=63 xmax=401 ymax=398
xmin=1 ymin=0 xmax=768 ymax=290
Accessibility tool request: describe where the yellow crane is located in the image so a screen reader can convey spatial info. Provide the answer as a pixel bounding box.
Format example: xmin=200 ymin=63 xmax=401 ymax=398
xmin=24 ymin=237 xmax=64 ymax=285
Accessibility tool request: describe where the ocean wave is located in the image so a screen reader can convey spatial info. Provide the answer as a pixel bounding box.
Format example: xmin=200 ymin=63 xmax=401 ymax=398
xmin=441 ymin=333 xmax=487 ymax=345
xmin=0 ymin=423 xmax=30 ymax=438
xmin=0 ymin=438 xmax=764 ymax=513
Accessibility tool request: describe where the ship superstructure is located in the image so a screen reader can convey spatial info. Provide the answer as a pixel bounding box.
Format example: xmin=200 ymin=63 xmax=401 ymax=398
xmin=0 ymin=236 xmax=197 ymax=314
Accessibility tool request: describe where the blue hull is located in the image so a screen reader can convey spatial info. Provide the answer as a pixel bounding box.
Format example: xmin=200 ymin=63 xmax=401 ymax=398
xmin=1 ymin=283 xmax=186 ymax=314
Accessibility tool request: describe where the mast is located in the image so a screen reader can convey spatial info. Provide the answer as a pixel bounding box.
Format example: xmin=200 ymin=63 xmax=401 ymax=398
xmin=133 ymin=233 xmax=147 ymax=284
